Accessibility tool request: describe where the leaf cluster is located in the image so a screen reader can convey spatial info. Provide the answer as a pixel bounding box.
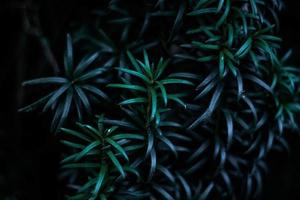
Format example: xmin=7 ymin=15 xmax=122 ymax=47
xmin=19 ymin=0 xmax=300 ymax=199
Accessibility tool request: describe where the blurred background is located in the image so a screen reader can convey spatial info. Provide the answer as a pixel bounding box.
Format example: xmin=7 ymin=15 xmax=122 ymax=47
xmin=1 ymin=0 xmax=300 ymax=199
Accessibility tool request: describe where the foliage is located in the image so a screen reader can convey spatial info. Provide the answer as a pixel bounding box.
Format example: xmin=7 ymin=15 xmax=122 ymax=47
xmin=19 ymin=34 xmax=110 ymax=131
xmin=20 ymin=0 xmax=300 ymax=199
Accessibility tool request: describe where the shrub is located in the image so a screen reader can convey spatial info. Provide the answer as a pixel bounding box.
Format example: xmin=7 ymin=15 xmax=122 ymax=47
xmin=20 ymin=0 xmax=300 ymax=199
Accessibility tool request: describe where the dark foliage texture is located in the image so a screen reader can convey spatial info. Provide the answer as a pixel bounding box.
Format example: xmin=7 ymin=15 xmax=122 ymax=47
xmin=2 ymin=0 xmax=300 ymax=200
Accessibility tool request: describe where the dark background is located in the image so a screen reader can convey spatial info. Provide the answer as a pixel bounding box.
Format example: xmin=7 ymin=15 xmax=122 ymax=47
xmin=1 ymin=0 xmax=300 ymax=199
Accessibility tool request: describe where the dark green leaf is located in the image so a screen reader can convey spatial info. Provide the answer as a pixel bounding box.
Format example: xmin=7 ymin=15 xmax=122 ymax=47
xmin=161 ymin=78 xmax=194 ymax=85
xmin=75 ymin=52 xmax=99 ymax=76
xmin=235 ymin=37 xmax=252 ymax=58
xmin=105 ymin=138 xmax=129 ymax=160
xmin=119 ymin=97 xmax=147 ymax=105
xmin=106 ymin=150 xmax=125 ymax=178
xmin=192 ymin=41 xmax=219 ymax=50
xmin=188 ymin=8 xmax=218 ymax=16
xmin=75 ymin=141 xmax=101 ymax=161
xmin=150 ymin=87 xmax=157 ymax=121
xmin=81 ymin=85 xmax=109 ymax=101
xmin=65 ymin=34 xmax=73 ymax=76
xmin=107 ymin=83 xmax=146 ymax=92
xmin=148 ymin=149 xmax=157 ymax=181
xmin=93 ymin=164 xmax=107 ymax=196
xmin=22 ymin=77 xmax=67 ymax=86
xmin=117 ymin=67 xmax=150 ymax=83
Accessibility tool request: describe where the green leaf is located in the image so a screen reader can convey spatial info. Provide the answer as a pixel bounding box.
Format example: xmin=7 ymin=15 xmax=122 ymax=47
xmin=176 ymin=173 xmax=192 ymax=199
xmin=62 ymin=163 xmax=99 ymax=169
xmin=152 ymin=184 xmax=174 ymax=200
xmin=126 ymin=51 xmax=142 ymax=73
xmin=124 ymin=144 xmax=144 ymax=151
xmin=18 ymin=92 xmax=54 ymax=112
xmin=165 ymin=132 xmax=191 ymax=142
xmin=232 ymin=7 xmax=247 ymax=35
xmin=143 ymin=50 xmax=150 ymax=73
xmin=60 ymin=140 xmax=85 ymax=149
xmin=156 ymin=82 xmax=168 ymax=106
xmin=223 ymin=110 xmax=233 ymax=147
xmin=197 ymin=55 xmax=216 ymax=62
xmin=159 ymin=136 xmax=177 ymax=157
xmin=150 ymin=87 xmax=157 ymax=121
xmin=159 ymin=121 xmax=182 ymax=128
xmin=169 ymin=3 xmax=185 ymax=39
xmin=189 ymin=84 xmax=223 ymax=129
xmin=102 ymin=119 xmax=137 ymax=130
xmin=157 ymin=165 xmax=175 ymax=182
xmin=235 ymin=37 xmax=252 ymax=58
xmin=97 ymin=114 xmax=104 ymax=134
xmin=155 ymin=58 xmax=169 ymax=79
xmin=60 ymin=128 xmax=91 ymax=142
xmin=188 ymin=8 xmax=218 ymax=16
xmin=75 ymin=140 xmax=101 ymax=161
xmin=259 ymin=35 xmax=282 ymax=42
xmin=196 ymin=71 xmax=217 ymax=89
xmin=146 ymin=130 xmax=154 ymax=157
xmin=96 ymin=29 xmax=116 ymax=50
xmin=137 ymin=59 xmax=153 ymax=80
xmin=250 ymin=0 xmax=258 ymax=15
xmin=244 ymin=74 xmax=273 ymax=93
xmin=117 ymin=67 xmax=150 ymax=83
xmin=187 ymin=141 xmax=209 ymax=162
xmin=168 ymin=95 xmax=187 ymax=108
xmin=77 ymin=68 xmax=106 ymax=81
xmin=79 ymin=179 xmax=97 ymax=196
xmin=75 ymin=52 xmax=99 ymax=76
xmin=105 ymin=138 xmax=129 ymax=160
xmin=22 ymin=77 xmax=68 ymax=86
xmin=220 ymin=171 xmax=232 ymax=193
xmin=42 ymin=84 xmax=71 ymax=112
xmin=60 ymin=153 xmax=79 ymax=164
xmin=92 ymin=164 xmax=107 ymax=197
xmin=123 ymin=166 xmax=141 ymax=178
xmin=208 ymin=84 xmax=223 ymax=112
xmin=227 ymin=24 xmax=234 ymax=47
xmin=119 ymin=97 xmax=147 ymax=105
xmin=74 ymin=85 xmax=91 ymax=112
xmin=82 ymin=124 xmax=101 ymax=137
xmin=81 ymin=85 xmax=109 ymax=101
xmin=216 ymin=0 xmax=230 ymax=27
xmin=161 ymin=78 xmax=194 ymax=85
xmin=226 ymin=59 xmax=237 ymax=77
xmin=68 ymin=193 xmax=89 ymax=200
xmin=192 ymin=41 xmax=219 ymax=50
xmin=148 ymin=149 xmax=157 ymax=181
xmin=242 ymin=95 xmax=258 ymax=124
xmin=64 ymin=34 xmax=73 ymax=77
xmin=74 ymin=96 xmax=82 ymax=121
xmin=200 ymin=183 xmax=214 ymax=200
xmin=51 ymin=102 xmax=64 ymax=132
xmin=106 ymin=150 xmax=125 ymax=178
xmin=105 ymin=126 xmax=118 ymax=136
xmin=111 ymin=133 xmax=144 ymax=140
xmin=245 ymin=175 xmax=253 ymax=200
xmin=236 ymin=70 xmax=244 ymax=99
xmin=168 ymin=72 xmax=199 ymax=80
xmin=55 ymin=88 xmax=73 ymax=130
xmin=219 ymin=52 xmax=225 ymax=78
xmin=217 ymin=0 xmax=225 ymax=12
xmin=107 ymin=84 xmax=146 ymax=92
